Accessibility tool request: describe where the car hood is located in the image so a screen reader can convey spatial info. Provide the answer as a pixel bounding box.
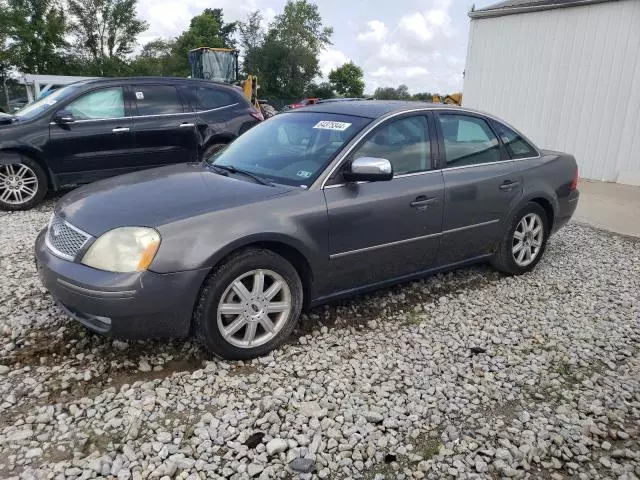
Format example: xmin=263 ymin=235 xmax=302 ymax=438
xmin=56 ymin=163 xmax=292 ymax=237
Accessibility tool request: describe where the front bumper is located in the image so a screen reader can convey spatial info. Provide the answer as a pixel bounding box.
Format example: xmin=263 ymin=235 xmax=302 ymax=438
xmin=35 ymin=230 xmax=209 ymax=339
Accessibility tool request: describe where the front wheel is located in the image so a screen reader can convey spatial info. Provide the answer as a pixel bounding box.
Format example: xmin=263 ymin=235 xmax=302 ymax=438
xmin=194 ymin=248 xmax=303 ymax=359
xmin=491 ymin=202 xmax=549 ymax=275
xmin=0 ymin=157 xmax=48 ymax=211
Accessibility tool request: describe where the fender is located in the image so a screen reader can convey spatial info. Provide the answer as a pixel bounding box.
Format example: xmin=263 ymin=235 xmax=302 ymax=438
xmin=0 ymin=143 xmax=58 ymax=189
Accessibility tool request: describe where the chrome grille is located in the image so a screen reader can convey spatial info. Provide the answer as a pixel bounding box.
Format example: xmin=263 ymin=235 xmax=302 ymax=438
xmin=45 ymin=216 xmax=91 ymax=260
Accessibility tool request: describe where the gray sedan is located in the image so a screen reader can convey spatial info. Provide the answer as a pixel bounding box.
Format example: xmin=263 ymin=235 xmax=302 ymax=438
xmin=35 ymin=101 xmax=580 ymax=359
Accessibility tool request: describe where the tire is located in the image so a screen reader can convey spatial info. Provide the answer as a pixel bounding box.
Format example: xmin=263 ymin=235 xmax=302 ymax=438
xmin=194 ymin=248 xmax=303 ymax=360
xmin=0 ymin=156 xmax=48 ymax=211
xmin=491 ymin=202 xmax=549 ymax=275
xmin=200 ymin=143 xmax=227 ymax=163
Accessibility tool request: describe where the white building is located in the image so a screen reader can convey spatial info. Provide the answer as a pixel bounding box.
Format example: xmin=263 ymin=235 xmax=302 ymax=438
xmin=463 ymin=0 xmax=640 ymax=185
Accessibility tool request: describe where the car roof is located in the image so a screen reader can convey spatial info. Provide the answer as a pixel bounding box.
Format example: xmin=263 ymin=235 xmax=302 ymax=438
xmin=71 ymin=77 xmax=237 ymax=90
xmin=288 ymin=100 xmax=456 ymax=119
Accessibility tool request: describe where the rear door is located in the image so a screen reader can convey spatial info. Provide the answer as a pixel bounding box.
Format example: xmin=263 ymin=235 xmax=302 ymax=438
xmin=46 ymin=85 xmax=135 ymax=184
xmin=435 ymin=111 xmax=523 ymax=266
xmin=129 ymin=84 xmax=199 ymax=168
xmin=323 ymin=113 xmax=445 ymax=293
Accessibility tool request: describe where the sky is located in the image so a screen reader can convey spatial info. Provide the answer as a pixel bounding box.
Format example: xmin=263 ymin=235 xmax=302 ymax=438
xmin=136 ymin=0 xmax=497 ymax=95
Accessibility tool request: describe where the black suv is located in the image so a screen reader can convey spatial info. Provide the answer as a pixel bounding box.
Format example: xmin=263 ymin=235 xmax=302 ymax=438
xmin=0 ymin=77 xmax=262 ymax=210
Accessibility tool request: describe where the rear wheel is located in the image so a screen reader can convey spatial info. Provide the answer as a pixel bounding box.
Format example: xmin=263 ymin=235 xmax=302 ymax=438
xmin=491 ymin=202 xmax=549 ymax=275
xmin=194 ymin=248 xmax=303 ymax=359
xmin=0 ymin=157 xmax=48 ymax=211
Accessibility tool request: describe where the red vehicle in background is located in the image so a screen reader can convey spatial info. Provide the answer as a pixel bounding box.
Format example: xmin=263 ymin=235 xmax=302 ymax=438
xmin=284 ymin=98 xmax=321 ymax=110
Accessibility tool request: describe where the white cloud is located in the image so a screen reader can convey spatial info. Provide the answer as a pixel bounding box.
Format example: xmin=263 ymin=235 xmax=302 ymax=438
xmin=318 ymin=48 xmax=350 ymax=77
xmin=398 ymin=12 xmax=434 ymax=43
xmin=357 ymin=20 xmax=388 ymax=43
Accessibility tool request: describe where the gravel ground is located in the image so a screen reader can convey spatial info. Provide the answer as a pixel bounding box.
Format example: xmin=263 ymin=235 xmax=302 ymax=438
xmin=0 ymin=197 xmax=639 ymax=480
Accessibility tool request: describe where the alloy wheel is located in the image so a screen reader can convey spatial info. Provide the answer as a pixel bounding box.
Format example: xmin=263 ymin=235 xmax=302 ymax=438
xmin=512 ymin=213 xmax=544 ymax=267
xmin=217 ymin=269 xmax=292 ymax=348
xmin=0 ymin=163 xmax=39 ymax=205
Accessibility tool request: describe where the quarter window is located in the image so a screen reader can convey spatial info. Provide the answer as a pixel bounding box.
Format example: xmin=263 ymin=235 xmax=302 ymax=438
xmin=493 ymin=121 xmax=537 ymax=159
xmin=438 ymin=114 xmax=501 ymax=167
xmin=194 ymin=86 xmax=237 ymax=110
xmin=351 ymin=116 xmax=431 ymax=175
xmin=66 ymin=88 xmax=125 ymax=120
xmin=133 ymin=85 xmax=183 ymax=116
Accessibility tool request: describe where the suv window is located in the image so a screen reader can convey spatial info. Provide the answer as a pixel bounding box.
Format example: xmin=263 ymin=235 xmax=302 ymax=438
xmin=66 ymin=87 xmax=125 ymax=120
xmin=493 ymin=121 xmax=538 ymax=159
xmin=438 ymin=114 xmax=500 ymax=167
xmin=194 ymin=86 xmax=238 ymax=111
xmin=351 ymin=115 xmax=431 ymax=175
xmin=133 ymin=85 xmax=183 ymax=116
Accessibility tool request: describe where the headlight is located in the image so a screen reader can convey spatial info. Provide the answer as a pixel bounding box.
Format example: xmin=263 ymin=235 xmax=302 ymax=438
xmin=82 ymin=227 xmax=160 ymax=273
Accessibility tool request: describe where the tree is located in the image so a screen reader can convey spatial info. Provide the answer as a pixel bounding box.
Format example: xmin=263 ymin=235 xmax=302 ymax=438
xmin=305 ymin=82 xmax=334 ymax=99
xmin=68 ymin=0 xmax=147 ymax=75
xmin=329 ymin=62 xmax=364 ymax=97
xmin=253 ymin=0 xmax=333 ymax=98
xmin=373 ymin=84 xmax=412 ymax=100
xmin=412 ymin=92 xmax=434 ymax=102
xmin=128 ymin=39 xmax=176 ymax=76
xmin=238 ymin=10 xmax=264 ymax=77
xmin=170 ymin=9 xmax=237 ymax=77
xmin=2 ymin=0 xmax=69 ymax=74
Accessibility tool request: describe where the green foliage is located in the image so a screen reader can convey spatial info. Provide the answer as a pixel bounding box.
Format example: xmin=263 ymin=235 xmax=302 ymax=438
xmin=238 ymin=10 xmax=264 ymax=78
xmin=413 ymin=91 xmax=435 ymax=102
xmin=3 ymin=0 xmax=69 ymax=74
xmin=67 ymin=0 xmax=148 ymax=75
xmin=305 ymin=82 xmax=334 ymax=99
xmin=329 ymin=62 xmax=364 ymax=97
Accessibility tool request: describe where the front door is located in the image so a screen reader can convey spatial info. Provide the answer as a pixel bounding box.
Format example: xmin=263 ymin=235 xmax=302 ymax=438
xmin=47 ymin=86 xmax=134 ymax=185
xmin=129 ymin=84 xmax=199 ymax=167
xmin=435 ymin=111 xmax=523 ymax=265
xmin=323 ymin=114 xmax=445 ymax=295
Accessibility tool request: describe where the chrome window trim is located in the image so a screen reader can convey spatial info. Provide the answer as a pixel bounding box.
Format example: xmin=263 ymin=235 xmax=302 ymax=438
xmin=44 ymin=217 xmax=93 ymax=261
xmin=329 ymin=219 xmax=499 ymax=259
xmin=48 ymin=103 xmax=238 ymax=125
xmin=315 ymin=106 xmax=542 ymax=190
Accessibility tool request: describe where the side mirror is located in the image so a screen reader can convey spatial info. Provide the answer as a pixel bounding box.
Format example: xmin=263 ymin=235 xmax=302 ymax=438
xmin=53 ymin=110 xmax=75 ymax=123
xmin=343 ymin=157 xmax=393 ymax=182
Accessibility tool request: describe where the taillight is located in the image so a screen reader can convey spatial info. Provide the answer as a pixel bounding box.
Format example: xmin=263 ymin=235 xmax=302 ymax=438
xmin=251 ymin=109 xmax=264 ymax=121
xmin=570 ymin=168 xmax=579 ymax=190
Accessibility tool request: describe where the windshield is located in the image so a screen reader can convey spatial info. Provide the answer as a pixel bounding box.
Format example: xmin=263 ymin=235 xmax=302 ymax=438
xmin=209 ymin=112 xmax=370 ymax=187
xmin=14 ymin=85 xmax=80 ymax=120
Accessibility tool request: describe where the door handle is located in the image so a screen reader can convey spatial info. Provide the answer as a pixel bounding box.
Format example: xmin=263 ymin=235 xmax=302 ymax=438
xmin=410 ymin=196 xmax=438 ymax=210
xmin=499 ymin=180 xmax=520 ymax=191
xmin=112 ymin=127 xmax=130 ymax=133
xmin=179 ymin=123 xmax=195 ymax=127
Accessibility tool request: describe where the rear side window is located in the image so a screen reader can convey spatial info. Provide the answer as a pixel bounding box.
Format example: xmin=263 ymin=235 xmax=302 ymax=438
xmin=493 ymin=121 xmax=538 ymax=159
xmin=438 ymin=114 xmax=500 ymax=167
xmin=194 ymin=86 xmax=239 ymax=111
xmin=133 ymin=85 xmax=183 ymax=116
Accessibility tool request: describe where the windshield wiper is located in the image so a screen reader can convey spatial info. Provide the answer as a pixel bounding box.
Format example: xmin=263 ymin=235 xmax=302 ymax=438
xmin=212 ymin=164 xmax=273 ymax=186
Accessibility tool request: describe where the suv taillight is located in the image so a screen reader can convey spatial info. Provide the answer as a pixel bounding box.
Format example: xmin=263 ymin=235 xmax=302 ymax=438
xmin=251 ymin=109 xmax=264 ymax=121
xmin=570 ymin=168 xmax=579 ymax=190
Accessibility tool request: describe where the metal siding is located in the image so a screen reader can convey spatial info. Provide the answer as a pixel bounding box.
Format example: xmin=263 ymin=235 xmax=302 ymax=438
xmin=463 ymin=0 xmax=640 ymax=183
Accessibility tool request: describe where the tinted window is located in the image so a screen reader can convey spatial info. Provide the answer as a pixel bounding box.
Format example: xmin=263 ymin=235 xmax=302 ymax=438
xmin=493 ymin=121 xmax=537 ymax=159
xmin=438 ymin=114 xmax=500 ymax=167
xmin=194 ymin=86 xmax=238 ymax=110
xmin=133 ymin=85 xmax=183 ymax=116
xmin=352 ymin=116 xmax=431 ymax=175
xmin=66 ymin=88 xmax=125 ymax=120
xmin=209 ymin=112 xmax=370 ymax=187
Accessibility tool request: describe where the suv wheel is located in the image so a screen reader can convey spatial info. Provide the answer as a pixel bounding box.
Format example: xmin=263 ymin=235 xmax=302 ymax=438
xmin=194 ymin=248 xmax=303 ymax=359
xmin=491 ymin=202 xmax=549 ymax=275
xmin=0 ymin=157 xmax=48 ymax=210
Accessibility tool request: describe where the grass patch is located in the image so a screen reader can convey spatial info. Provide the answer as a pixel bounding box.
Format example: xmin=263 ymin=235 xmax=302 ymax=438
xmin=420 ymin=439 xmax=442 ymax=460
xmin=404 ymin=311 xmax=423 ymax=326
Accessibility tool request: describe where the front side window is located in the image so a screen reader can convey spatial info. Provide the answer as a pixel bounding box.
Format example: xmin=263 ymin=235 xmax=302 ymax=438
xmin=351 ymin=115 xmax=431 ymax=175
xmin=15 ymin=85 xmax=80 ymax=120
xmin=66 ymin=87 xmax=125 ymax=120
xmin=209 ymin=112 xmax=370 ymax=186
xmin=133 ymin=85 xmax=183 ymax=116
xmin=438 ymin=114 xmax=500 ymax=167
xmin=493 ymin=121 xmax=538 ymax=159
xmin=194 ymin=86 xmax=237 ymax=110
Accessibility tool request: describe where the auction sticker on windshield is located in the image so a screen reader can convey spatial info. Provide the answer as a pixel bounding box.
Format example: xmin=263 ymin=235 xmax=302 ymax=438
xmin=313 ymin=120 xmax=351 ymax=131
